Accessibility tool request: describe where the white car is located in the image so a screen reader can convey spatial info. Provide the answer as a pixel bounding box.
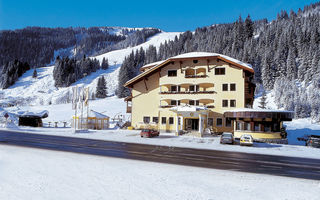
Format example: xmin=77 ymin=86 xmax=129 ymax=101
xmin=240 ymin=134 xmax=253 ymax=146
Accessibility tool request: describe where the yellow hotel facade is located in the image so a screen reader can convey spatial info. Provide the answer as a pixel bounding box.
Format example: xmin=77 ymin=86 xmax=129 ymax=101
xmin=124 ymin=52 xmax=258 ymax=137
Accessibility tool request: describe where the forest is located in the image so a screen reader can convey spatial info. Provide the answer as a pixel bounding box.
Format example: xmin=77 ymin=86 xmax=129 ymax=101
xmin=117 ymin=2 xmax=320 ymax=122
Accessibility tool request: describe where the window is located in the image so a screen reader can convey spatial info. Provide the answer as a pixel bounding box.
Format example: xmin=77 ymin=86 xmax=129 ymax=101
xmin=189 ymin=85 xmax=195 ymax=92
xmin=230 ymin=100 xmax=236 ymax=107
xmin=230 ymin=83 xmax=236 ymax=91
xmin=236 ymin=122 xmax=242 ymax=130
xmin=152 ymin=117 xmax=158 ymax=123
xmin=193 ymin=60 xmax=198 ymax=64
xmin=244 ymin=122 xmax=251 ymax=131
xmin=208 ymin=118 xmax=214 ymax=126
xmin=171 ymin=85 xmax=177 ymax=92
xmin=168 ymin=70 xmax=177 ymax=77
xmin=216 ymin=118 xmax=223 ymax=127
xmin=254 ymin=123 xmax=260 ymax=131
xmin=143 ymin=117 xmax=150 ymax=124
xmin=189 ymin=100 xmax=199 ymax=106
xmin=222 ymin=84 xmax=228 ymax=91
xmin=215 ymin=68 xmax=225 ymax=75
xmin=161 ymin=117 xmax=166 ymax=124
xmin=222 ymin=100 xmax=228 ymax=107
xmin=170 ymin=100 xmax=180 ymax=106
xmin=226 ymin=118 xmax=232 ymax=127
xmin=264 ymin=125 xmax=271 ymax=132
xmin=169 ymin=117 xmax=174 ymax=124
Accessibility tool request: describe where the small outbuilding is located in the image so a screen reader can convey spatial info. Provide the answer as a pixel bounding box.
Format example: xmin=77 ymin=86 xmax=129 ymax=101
xmin=224 ymin=108 xmax=294 ymax=143
xmin=18 ymin=110 xmax=49 ymax=127
xmin=72 ymin=110 xmax=110 ymax=130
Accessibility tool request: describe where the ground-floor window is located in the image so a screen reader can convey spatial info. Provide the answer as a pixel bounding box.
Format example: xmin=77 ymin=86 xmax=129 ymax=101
xmin=236 ymin=121 xmax=281 ymax=132
xmin=161 ymin=117 xmax=166 ymax=124
xmin=254 ymin=123 xmax=260 ymax=131
xmin=244 ymin=122 xmax=251 ymax=131
xmin=208 ymin=118 xmax=214 ymax=127
xmin=225 ymin=118 xmax=232 ymax=127
xmin=216 ymin=118 xmax=223 ymax=127
xmin=236 ymin=122 xmax=242 ymax=130
xmin=143 ymin=116 xmax=150 ymax=124
xmin=169 ymin=117 xmax=174 ymax=124
xmin=152 ymin=117 xmax=158 ymax=123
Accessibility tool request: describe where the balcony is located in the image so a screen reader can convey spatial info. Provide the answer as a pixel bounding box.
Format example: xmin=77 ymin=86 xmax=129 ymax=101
xmin=160 ymin=90 xmax=216 ymax=94
xmin=160 ymin=99 xmax=214 ymax=109
xmin=185 ymin=74 xmax=207 ymax=78
xmin=185 ymin=67 xmax=207 ymax=78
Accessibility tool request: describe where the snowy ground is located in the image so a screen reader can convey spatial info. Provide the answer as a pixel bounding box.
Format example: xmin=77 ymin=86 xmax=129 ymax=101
xmin=0 ymin=144 xmax=319 ymax=200
xmin=1 ymin=96 xmax=320 ymax=159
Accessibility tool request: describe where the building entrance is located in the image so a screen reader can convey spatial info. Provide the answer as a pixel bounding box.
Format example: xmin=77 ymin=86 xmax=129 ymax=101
xmin=185 ymin=118 xmax=199 ymax=131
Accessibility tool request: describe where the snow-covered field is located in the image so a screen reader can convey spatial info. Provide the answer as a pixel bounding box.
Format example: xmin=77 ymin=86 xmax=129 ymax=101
xmin=0 ymin=144 xmax=319 ymax=200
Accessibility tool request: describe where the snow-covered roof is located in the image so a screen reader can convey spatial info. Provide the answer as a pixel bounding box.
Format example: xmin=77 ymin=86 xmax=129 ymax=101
xmin=17 ymin=110 xmax=49 ymax=118
xmin=226 ymin=108 xmax=294 ymax=113
xmin=77 ymin=110 xmax=110 ymax=119
xmin=140 ymin=60 xmax=165 ymax=71
xmin=124 ymin=52 xmax=254 ymax=87
xmin=171 ymin=52 xmax=253 ymax=70
xmin=170 ymin=105 xmax=208 ymax=112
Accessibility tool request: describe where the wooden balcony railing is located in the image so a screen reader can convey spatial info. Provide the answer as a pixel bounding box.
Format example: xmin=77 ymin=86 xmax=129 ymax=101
xmin=160 ymin=91 xmax=216 ymax=94
xmin=185 ymin=75 xmax=207 ymax=78
xmin=126 ymin=106 xmax=132 ymax=113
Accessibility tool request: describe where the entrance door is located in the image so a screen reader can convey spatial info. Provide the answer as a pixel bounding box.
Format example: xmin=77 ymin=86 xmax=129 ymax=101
xmin=185 ymin=119 xmax=199 ymax=131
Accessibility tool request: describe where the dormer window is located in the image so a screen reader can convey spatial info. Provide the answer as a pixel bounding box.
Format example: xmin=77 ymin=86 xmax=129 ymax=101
xmin=168 ymin=70 xmax=177 ymax=77
xmin=193 ymin=60 xmax=198 ymax=64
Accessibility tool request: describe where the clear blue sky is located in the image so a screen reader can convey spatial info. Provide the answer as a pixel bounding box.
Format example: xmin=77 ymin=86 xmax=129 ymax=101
xmin=0 ymin=0 xmax=318 ymax=31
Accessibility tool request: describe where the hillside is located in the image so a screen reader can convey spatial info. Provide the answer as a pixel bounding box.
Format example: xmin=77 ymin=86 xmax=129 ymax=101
xmin=0 ymin=31 xmax=180 ymax=106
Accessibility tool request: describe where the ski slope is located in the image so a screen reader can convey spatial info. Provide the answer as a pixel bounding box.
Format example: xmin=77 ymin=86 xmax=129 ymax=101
xmin=0 ymin=31 xmax=181 ymax=106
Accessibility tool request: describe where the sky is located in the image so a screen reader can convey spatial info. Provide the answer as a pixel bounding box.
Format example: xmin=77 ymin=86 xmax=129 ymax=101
xmin=0 ymin=0 xmax=318 ymax=32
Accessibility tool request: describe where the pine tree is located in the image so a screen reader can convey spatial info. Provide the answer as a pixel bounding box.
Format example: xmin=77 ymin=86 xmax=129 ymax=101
xmin=259 ymin=91 xmax=268 ymax=109
xmin=32 ymin=68 xmax=37 ymax=78
xmin=95 ymin=76 xmax=107 ymax=98
xmin=244 ymin=15 xmax=254 ymax=39
xmin=101 ymin=57 xmax=109 ymax=70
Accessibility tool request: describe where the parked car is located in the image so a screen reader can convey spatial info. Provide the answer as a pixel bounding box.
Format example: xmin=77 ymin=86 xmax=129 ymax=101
xmin=220 ymin=132 xmax=234 ymax=144
xmin=140 ymin=129 xmax=159 ymax=138
xmin=240 ymin=134 xmax=253 ymax=146
xmin=306 ymin=135 xmax=320 ymax=148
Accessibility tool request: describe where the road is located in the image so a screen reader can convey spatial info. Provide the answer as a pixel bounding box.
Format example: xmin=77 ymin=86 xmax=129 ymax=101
xmin=0 ymin=129 xmax=320 ymax=180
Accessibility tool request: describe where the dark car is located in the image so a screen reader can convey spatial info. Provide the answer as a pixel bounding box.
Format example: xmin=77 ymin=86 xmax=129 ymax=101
xmin=140 ymin=129 xmax=160 ymax=138
xmin=306 ymin=135 xmax=320 ymax=148
xmin=220 ymin=132 xmax=234 ymax=144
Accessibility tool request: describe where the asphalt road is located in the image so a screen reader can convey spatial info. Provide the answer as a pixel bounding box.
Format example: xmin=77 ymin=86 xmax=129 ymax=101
xmin=0 ymin=129 xmax=320 ymax=180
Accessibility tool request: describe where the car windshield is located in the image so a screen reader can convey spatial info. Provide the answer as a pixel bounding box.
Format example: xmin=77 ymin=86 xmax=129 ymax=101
xmin=223 ymin=135 xmax=232 ymax=138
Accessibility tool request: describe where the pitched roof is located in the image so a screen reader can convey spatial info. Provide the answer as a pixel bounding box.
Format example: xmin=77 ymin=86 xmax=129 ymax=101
xmin=124 ymin=52 xmax=254 ymax=88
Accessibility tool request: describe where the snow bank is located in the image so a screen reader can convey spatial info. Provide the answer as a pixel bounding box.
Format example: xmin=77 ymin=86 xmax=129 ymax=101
xmin=0 ymin=145 xmax=318 ymax=200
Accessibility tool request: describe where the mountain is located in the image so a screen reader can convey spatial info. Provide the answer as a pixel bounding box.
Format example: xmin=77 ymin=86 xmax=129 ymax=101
xmin=1 ymin=1 xmax=320 ymax=122
xmin=0 ymin=31 xmax=180 ymax=106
